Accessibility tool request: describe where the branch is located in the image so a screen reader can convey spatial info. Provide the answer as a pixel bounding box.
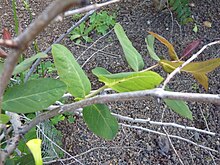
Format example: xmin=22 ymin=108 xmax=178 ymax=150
xmin=112 ymin=113 xmax=217 ymax=136
xmin=0 ymin=112 xmax=22 ymax=162
xmin=21 ymin=88 xmax=220 ymax=136
xmin=120 ymin=123 xmax=218 ymax=153
xmin=162 ymin=40 xmax=220 ymax=89
xmin=3 ymin=88 xmax=218 ymax=162
xmin=63 ymin=0 xmax=120 ymax=17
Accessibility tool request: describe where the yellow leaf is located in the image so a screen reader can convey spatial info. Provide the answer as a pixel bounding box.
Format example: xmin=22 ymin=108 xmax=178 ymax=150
xmin=159 ymin=60 xmax=183 ymax=73
xmin=26 ymin=139 xmax=43 ymax=165
xmin=149 ymin=32 xmax=179 ymax=61
xmin=193 ymin=73 xmax=208 ymax=91
xmin=182 ymin=58 xmax=220 ymax=73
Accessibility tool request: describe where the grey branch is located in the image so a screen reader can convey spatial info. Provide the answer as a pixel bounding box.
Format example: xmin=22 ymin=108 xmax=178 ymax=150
xmin=21 ymin=88 xmax=220 ymax=136
xmin=120 ymin=123 xmax=218 ymax=153
xmin=112 ymin=113 xmax=217 ymax=136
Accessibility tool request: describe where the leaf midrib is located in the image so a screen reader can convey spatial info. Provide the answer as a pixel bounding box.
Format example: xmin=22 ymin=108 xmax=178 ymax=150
xmin=3 ymin=87 xmax=62 ymax=104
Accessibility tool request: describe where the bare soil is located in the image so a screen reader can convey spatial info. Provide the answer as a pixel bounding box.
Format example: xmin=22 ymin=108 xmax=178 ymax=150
xmin=0 ymin=0 xmax=220 ymax=164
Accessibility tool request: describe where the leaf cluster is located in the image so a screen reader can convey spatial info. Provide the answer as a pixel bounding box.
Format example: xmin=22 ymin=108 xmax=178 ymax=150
xmin=168 ymin=0 xmax=193 ymax=24
xmin=1 ymin=23 xmax=220 ymax=145
xmin=70 ymin=11 xmax=116 ymax=43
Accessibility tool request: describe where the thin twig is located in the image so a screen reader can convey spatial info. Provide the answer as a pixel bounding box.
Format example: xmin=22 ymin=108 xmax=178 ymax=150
xmin=162 ymin=127 xmax=185 ymax=165
xmin=73 ymin=42 xmax=119 ymax=57
xmin=81 ymin=44 xmax=111 ymax=68
xmin=120 ymin=123 xmax=218 ymax=153
xmin=76 ymin=28 xmax=114 ymax=61
xmin=36 ymin=125 xmax=83 ymax=165
xmin=112 ymin=113 xmax=217 ymax=136
xmin=63 ymin=0 xmax=120 ymax=17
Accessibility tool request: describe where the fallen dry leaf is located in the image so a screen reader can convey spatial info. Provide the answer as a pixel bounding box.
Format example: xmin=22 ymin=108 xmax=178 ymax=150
xmin=203 ymin=21 xmax=212 ymax=28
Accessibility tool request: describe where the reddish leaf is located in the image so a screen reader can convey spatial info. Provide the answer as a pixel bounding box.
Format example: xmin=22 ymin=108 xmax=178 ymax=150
xmin=0 ymin=48 xmax=8 ymax=58
xmin=181 ymin=39 xmax=201 ymax=59
xmin=3 ymin=28 xmax=11 ymax=40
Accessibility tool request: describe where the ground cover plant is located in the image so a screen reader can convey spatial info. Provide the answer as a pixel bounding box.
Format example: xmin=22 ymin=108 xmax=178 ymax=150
xmin=0 ymin=0 xmax=220 ymax=164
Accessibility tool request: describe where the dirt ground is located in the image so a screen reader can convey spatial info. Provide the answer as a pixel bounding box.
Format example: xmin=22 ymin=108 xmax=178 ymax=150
xmin=0 ymin=0 xmax=220 ymax=164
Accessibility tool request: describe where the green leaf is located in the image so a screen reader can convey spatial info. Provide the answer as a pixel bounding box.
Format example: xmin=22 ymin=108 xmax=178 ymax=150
xmin=83 ymin=104 xmax=118 ymax=140
xmin=164 ymin=99 xmax=193 ymax=120
xmin=92 ymin=67 xmax=163 ymax=92
xmin=92 ymin=67 xmax=111 ymax=76
xmin=13 ymin=52 xmax=48 ymax=75
xmin=145 ymin=35 xmax=160 ymax=61
xmin=0 ymin=114 xmax=10 ymax=124
xmin=5 ymin=159 xmax=16 ymax=165
xmin=18 ymin=127 xmax=37 ymax=154
xmin=52 ymin=44 xmax=91 ymax=98
xmin=193 ymin=24 xmax=198 ymax=33
xmin=148 ymin=32 xmax=179 ymax=61
xmin=67 ymin=116 xmax=75 ymax=123
xmin=3 ymin=78 xmax=66 ymax=113
xmin=70 ymin=34 xmax=81 ymax=41
xmin=51 ymin=114 xmax=65 ymax=125
xmin=114 ymin=23 xmax=144 ymax=71
xmin=15 ymin=154 xmax=35 ymax=165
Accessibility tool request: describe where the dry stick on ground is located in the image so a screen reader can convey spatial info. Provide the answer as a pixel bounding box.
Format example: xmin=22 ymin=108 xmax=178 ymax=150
xmin=162 ymin=127 xmax=185 ymax=165
xmin=73 ymin=42 xmax=119 ymax=57
xmin=162 ymin=40 xmax=220 ymax=89
xmin=0 ymin=0 xmax=120 ymax=162
xmin=45 ymin=146 xmax=143 ymax=164
xmin=81 ymin=43 xmax=112 ymax=68
xmin=76 ymin=28 xmax=114 ymax=61
xmin=120 ymin=123 xmax=218 ymax=153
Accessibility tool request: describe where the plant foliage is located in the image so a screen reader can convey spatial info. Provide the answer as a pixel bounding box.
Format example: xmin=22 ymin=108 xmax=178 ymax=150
xmin=3 ymin=78 xmax=66 ymax=113
xmin=114 ymin=23 xmax=144 ymax=71
xmin=70 ymin=11 xmax=116 ymax=43
xmin=146 ymin=32 xmax=220 ymax=91
xmin=168 ymin=0 xmax=193 ymax=24
xmin=83 ymin=104 xmax=118 ymax=140
xmin=52 ymin=44 xmax=91 ymax=99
